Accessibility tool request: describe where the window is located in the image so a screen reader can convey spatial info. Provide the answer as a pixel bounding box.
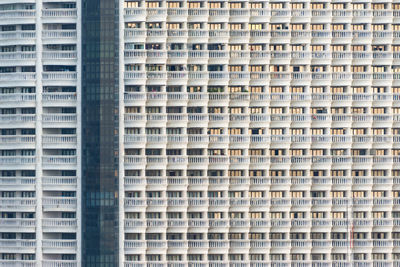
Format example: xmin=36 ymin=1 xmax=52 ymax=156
xmin=249 ymin=3 xmax=263 ymax=9
xmin=124 ymin=1 xmax=139 ymax=8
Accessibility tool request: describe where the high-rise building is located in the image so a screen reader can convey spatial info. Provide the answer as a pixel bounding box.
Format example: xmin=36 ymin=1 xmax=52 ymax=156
xmin=2 ymin=0 xmax=400 ymax=266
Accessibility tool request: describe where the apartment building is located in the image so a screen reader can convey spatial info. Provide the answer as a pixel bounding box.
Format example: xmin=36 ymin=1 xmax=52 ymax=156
xmin=0 ymin=0 xmax=81 ymax=266
xmin=2 ymin=0 xmax=400 ymax=266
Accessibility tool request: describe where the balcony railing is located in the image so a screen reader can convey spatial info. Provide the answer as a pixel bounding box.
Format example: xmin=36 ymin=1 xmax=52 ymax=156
xmin=42 ymin=114 xmax=77 ymax=123
xmin=0 ymin=218 xmax=35 ymax=228
xmin=42 ymin=218 xmax=77 ymax=228
xmin=0 ymin=176 xmax=35 ymax=186
xmin=0 ymin=93 xmax=35 ymax=102
xmin=42 ymin=51 xmax=77 ymax=60
xmin=42 ymin=239 xmax=77 ymax=249
xmin=42 ymin=134 xmax=77 ymax=144
xmin=42 ymin=261 xmax=77 ymax=267
xmin=42 ymin=30 xmax=77 ymax=39
xmin=0 ymin=73 xmax=35 ymax=81
xmin=0 ymin=135 xmax=35 ymax=145
xmin=0 ymin=260 xmax=36 ymax=266
xmin=42 ymin=72 xmax=77 ymax=80
xmin=42 ymin=197 xmax=77 ymax=209
xmin=0 ymin=156 xmax=35 ymax=165
xmin=0 ymin=31 xmax=35 ymax=40
xmin=42 ymin=9 xmax=78 ymax=17
xmin=0 ymin=10 xmax=35 ymax=19
xmin=42 ymin=156 xmax=77 ymax=165
xmin=0 ymin=52 xmax=36 ymax=60
xmin=42 ymin=176 xmax=77 ymax=186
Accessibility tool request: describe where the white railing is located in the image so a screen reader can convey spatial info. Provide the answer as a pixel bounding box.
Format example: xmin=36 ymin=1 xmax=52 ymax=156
xmin=42 ymin=51 xmax=77 ymax=60
xmin=0 ymin=31 xmax=35 ymax=40
xmin=0 ymin=52 xmax=36 ymax=60
xmin=42 ymin=156 xmax=77 ymax=165
xmin=0 ymin=10 xmax=35 ymax=18
xmin=0 ymin=197 xmax=36 ymax=207
xmin=42 ymin=218 xmax=77 ymax=228
xmin=42 ymin=134 xmax=77 ymax=144
xmin=42 ymin=197 xmax=77 ymax=208
xmin=0 ymin=93 xmax=35 ymax=102
xmin=42 ymin=261 xmax=77 ymax=267
xmin=0 ymin=177 xmax=35 ymax=186
xmin=42 ymin=72 xmax=77 ymax=80
xmin=42 ymin=114 xmax=76 ymax=123
xmin=0 ymin=218 xmax=35 ymax=228
xmin=42 ymin=93 xmax=77 ymax=101
xmin=42 ymin=239 xmax=77 ymax=249
xmin=42 ymin=176 xmax=77 ymax=186
xmin=0 ymin=156 xmax=35 ymax=165
xmin=42 ymin=9 xmax=78 ymax=17
xmin=0 ymin=135 xmax=35 ymax=144
xmin=0 ymin=73 xmax=35 ymax=81
xmin=42 ymin=30 xmax=77 ymax=38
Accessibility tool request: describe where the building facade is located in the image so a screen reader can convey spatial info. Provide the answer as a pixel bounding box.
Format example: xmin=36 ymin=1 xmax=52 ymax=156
xmin=3 ymin=0 xmax=400 ymax=266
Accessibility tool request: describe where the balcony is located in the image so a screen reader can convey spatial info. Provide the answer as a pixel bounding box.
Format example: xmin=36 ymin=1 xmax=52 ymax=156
xmin=0 ymin=260 xmax=36 ymax=267
xmin=42 ymin=9 xmax=78 ymax=18
xmin=0 ymin=177 xmax=35 ymax=189
xmin=0 ymin=114 xmax=35 ymax=126
xmin=0 ymin=31 xmax=35 ymax=42
xmin=42 ymin=114 xmax=77 ymax=126
xmin=0 ymin=239 xmax=35 ymax=252
xmin=0 ymin=73 xmax=35 ymax=82
xmin=42 ymin=134 xmax=77 ymax=148
xmin=0 ymin=156 xmax=35 ymax=167
xmin=0 ymin=135 xmax=35 ymax=149
xmin=42 ymin=218 xmax=77 ymax=231
xmin=42 ymin=176 xmax=77 ymax=190
xmin=0 ymin=52 xmax=36 ymax=63
xmin=0 ymin=10 xmax=35 ymax=20
xmin=42 ymin=261 xmax=77 ymax=267
xmin=42 ymin=197 xmax=77 ymax=211
xmin=0 ymin=197 xmax=36 ymax=211
xmin=42 ymin=30 xmax=77 ymax=40
xmin=42 ymin=239 xmax=77 ymax=253
xmin=0 ymin=218 xmax=35 ymax=230
xmin=125 ymin=219 xmax=146 ymax=229
xmin=124 ymin=240 xmax=145 ymax=250
xmin=42 ymin=51 xmax=77 ymax=60
xmin=42 ymin=156 xmax=77 ymax=168
xmin=42 ymin=72 xmax=77 ymax=82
